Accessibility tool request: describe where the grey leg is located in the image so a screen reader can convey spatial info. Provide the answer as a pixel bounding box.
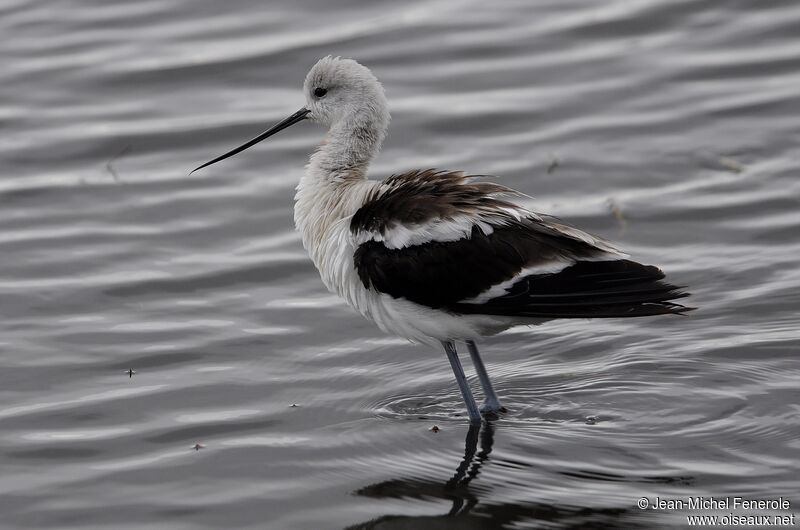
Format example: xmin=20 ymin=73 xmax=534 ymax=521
xmin=441 ymin=341 xmax=481 ymax=423
xmin=466 ymin=340 xmax=504 ymax=414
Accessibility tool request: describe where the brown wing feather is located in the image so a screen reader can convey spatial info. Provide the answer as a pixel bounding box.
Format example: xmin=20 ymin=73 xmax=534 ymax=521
xmin=350 ymin=169 xmax=519 ymax=236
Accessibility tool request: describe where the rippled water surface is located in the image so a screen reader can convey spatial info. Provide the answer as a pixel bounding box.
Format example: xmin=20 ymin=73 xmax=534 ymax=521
xmin=2 ymin=0 xmax=800 ymax=528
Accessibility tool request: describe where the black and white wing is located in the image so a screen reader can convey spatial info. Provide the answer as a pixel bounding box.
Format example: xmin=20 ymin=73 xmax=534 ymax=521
xmin=351 ymin=169 xmax=690 ymax=318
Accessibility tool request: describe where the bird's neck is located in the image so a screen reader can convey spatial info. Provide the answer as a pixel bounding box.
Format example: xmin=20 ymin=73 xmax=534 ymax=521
xmin=294 ymin=110 xmax=389 ymax=262
xmin=306 ymin=112 xmax=388 ymax=182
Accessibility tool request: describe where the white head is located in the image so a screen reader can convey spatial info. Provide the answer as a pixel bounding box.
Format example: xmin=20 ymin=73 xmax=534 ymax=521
xmin=191 ymin=56 xmax=390 ymax=175
xmin=303 ymin=56 xmax=390 ymax=131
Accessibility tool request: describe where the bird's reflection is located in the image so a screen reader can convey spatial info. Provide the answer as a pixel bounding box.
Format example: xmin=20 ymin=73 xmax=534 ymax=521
xmin=443 ymin=421 xmax=493 ymax=516
xmin=346 ymin=422 xmax=642 ymax=530
xmin=347 ymin=422 xmax=495 ymax=529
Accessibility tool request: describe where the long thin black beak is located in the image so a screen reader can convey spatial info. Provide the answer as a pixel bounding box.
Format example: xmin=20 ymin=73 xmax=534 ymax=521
xmin=190 ymin=107 xmax=311 ymax=174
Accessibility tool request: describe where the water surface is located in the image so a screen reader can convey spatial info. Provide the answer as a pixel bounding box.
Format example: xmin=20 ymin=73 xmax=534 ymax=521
xmin=2 ymin=0 xmax=799 ymax=528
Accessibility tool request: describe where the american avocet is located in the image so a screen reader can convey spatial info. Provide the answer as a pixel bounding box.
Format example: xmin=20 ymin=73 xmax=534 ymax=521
xmin=192 ymin=56 xmax=691 ymax=423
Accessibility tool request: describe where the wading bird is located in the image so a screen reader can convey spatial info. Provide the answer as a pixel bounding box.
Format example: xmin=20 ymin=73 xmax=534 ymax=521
xmin=192 ymin=56 xmax=691 ymax=423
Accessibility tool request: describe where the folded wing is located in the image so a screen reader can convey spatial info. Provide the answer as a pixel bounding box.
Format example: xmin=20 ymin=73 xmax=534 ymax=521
xmin=351 ymin=170 xmax=691 ymax=318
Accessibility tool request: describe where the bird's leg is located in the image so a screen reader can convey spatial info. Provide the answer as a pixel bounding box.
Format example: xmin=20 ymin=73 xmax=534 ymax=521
xmin=441 ymin=341 xmax=481 ymax=423
xmin=466 ymin=340 xmax=505 ymax=415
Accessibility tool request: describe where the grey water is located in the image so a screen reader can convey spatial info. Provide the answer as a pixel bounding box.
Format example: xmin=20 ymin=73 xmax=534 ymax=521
xmin=2 ymin=0 xmax=799 ymax=528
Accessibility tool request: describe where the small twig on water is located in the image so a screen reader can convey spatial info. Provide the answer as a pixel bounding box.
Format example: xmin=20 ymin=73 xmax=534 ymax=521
xmin=105 ymin=145 xmax=132 ymax=182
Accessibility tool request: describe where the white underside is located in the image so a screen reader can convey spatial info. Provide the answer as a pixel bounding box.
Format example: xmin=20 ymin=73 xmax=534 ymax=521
xmin=367 ymin=295 xmax=535 ymax=346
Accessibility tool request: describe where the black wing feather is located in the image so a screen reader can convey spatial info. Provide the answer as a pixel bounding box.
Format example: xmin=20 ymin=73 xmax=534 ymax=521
xmin=354 ymin=226 xmax=692 ymax=318
xmin=451 ymin=260 xmax=692 ymax=318
xmin=354 ymin=223 xmax=601 ymax=309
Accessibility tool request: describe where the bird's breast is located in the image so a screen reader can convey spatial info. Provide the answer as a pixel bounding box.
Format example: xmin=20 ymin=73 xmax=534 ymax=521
xmin=293 ymin=178 xmax=376 ymax=302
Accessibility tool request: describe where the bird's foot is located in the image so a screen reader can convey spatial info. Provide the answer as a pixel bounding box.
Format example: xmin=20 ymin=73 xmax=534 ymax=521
xmin=479 ymin=402 xmax=507 ymax=418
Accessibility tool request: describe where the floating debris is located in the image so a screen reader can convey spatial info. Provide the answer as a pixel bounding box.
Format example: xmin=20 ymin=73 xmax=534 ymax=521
xmin=697 ymin=151 xmax=746 ymax=174
xmin=125 ymin=368 xmax=136 ymax=378
xmin=585 ymin=416 xmax=598 ymax=425
xmin=105 ymin=145 xmax=131 ymax=182
xmin=192 ymin=443 xmax=206 ymax=451
xmin=430 ymin=425 xmax=440 ymax=433
xmin=717 ymin=155 xmax=744 ymax=174
xmin=546 ymin=153 xmax=560 ymax=175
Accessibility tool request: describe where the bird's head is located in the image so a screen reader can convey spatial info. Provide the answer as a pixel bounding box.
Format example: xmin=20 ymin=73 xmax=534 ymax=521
xmin=191 ymin=56 xmax=389 ymax=174
xmin=303 ymin=56 xmax=389 ymax=129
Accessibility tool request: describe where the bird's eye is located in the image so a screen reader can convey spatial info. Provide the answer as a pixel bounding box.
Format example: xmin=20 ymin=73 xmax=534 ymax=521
xmin=314 ymin=87 xmax=327 ymax=98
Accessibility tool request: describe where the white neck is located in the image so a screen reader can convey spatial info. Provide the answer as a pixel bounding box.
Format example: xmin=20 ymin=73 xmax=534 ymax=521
xmin=293 ymin=112 xmax=388 ymax=264
xmin=306 ymin=110 xmax=388 ymax=181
